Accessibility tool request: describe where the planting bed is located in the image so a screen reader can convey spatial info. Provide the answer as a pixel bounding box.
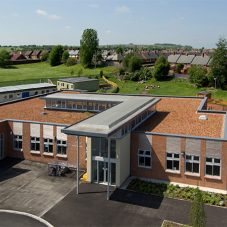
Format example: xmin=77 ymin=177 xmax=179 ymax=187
xmin=127 ymin=178 xmax=226 ymax=207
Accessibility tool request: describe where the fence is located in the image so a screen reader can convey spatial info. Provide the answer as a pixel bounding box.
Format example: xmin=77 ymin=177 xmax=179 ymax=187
xmin=0 ymin=73 xmax=118 ymax=88
xmin=172 ymin=73 xmax=188 ymax=79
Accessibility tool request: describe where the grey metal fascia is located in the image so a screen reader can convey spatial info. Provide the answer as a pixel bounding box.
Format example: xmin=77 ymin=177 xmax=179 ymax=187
xmin=132 ymin=130 xmax=227 ymax=141
xmin=5 ymin=119 xmax=70 ymax=127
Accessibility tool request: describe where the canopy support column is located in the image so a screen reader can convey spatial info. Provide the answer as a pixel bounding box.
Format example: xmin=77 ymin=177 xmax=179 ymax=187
xmin=77 ymin=135 xmax=79 ymax=194
xmin=107 ymin=137 xmax=110 ymax=200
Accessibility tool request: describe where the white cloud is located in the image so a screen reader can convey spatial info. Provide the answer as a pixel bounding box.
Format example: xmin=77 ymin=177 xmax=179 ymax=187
xmin=106 ymin=30 xmax=111 ymax=34
xmin=36 ymin=10 xmax=61 ymax=20
xmin=65 ymin=26 xmax=72 ymax=29
xmin=179 ymin=17 xmax=185 ymax=20
xmin=89 ymin=4 xmax=99 ymax=8
xmin=12 ymin=13 xmax=18 ymax=17
xmin=115 ymin=6 xmax=131 ymax=14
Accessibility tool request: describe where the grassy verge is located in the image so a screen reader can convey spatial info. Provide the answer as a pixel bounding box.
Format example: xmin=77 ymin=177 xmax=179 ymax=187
xmin=127 ymin=178 xmax=226 ymax=207
xmin=108 ymin=77 xmax=227 ymax=101
xmin=0 ymin=62 xmax=117 ymax=82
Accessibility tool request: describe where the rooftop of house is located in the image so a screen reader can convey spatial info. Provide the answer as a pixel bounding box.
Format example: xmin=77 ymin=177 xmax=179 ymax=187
xmin=58 ymin=77 xmax=98 ymax=83
xmin=137 ymin=97 xmax=225 ymax=138
xmin=0 ymin=83 xmax=56 ymax=94
xmin=0 ymin=97 xmax=93 ymax=125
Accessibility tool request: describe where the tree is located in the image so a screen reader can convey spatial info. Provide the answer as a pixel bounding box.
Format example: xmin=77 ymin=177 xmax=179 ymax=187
xmin=122 ymin=52 xmax=135 ymax=69
xmin=122 ymin=52 xmax=142 ymax=72
xmin=92 ymin=48 xmax=103 ymax=63
xmin=0 ymin=50 xmax=10 ymax=67
xmin=116 ymin=45 xmax=123 ymax=54
xmin=80 ymin=28 xmax=99 ymax=68
xmin=62 ymin=51 xmax=69 ymax=64
xmin=153 ymin=56 xmax=170 ymax=80
xmin=49 ymin=45 xmax=64 ymax=66
xmin=189 ymin=187 xmax=206 ymax=227
xmin=66 ymin=57 xmax=77 ymax=67
xmin=176 ymin=63 xmax=184 ymax=73
xmin=41 ymin=52 xmax=49 ymax=62
xmin=128 ymin=55 xmax=143 ymax=72
xmin=208 ymin=37 xmax=227 ymax=89
xmin=188 ymin=65 xmax=208 ymax=88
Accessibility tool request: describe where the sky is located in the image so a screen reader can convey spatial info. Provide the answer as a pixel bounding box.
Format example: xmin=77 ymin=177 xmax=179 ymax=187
xmin=0 ymin=0 xmax=226 ymax=49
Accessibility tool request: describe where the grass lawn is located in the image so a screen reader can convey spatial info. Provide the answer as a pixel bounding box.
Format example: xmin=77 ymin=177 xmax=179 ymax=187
xmin=0 ymin=62 xmax=117 ymax=82
xmin=108 ymin=77 xmax=227 ymax=101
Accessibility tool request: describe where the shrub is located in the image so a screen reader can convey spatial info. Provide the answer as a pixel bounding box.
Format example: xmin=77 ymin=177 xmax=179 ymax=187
xmin=176 ymin=63 xmax=184 ymax=73
xmin=94 ymin=75 xmax=99 ymax=79
xmin=78 ymin=68 xmax=83 ymax=77
xmin=66 ymin=57 xmax=77 ymax=67
xmin=87 ymin=75 xmax=91 ymax=78
xmin=119 ymin=67 xmax=125 ymax=75
xmin=41 ymin=52 xmax=49 ymax=62
xmin=100 ymin=70 xmax=103 ymax=78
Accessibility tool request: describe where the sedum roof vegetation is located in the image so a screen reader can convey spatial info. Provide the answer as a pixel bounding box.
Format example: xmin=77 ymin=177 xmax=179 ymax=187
xmin=138 ymin=98 xmax=225 ymax=138
xmin=0 ymin=97 xmax=93 ymax=125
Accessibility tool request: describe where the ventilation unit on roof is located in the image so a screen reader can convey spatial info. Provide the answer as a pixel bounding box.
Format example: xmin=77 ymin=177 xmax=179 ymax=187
xmin=40 ymin=112 xmax=48 ymax=115
xmin=199 ymin=115 xmax=207 ymax=120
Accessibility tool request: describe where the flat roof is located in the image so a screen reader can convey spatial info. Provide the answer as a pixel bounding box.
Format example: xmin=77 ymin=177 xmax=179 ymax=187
xmin=58 ymin=77 xmax=98 ymax=83
xmin=0 ymin=83 xmax=56 ymax=94
xmin=59 ymin=94 xmax=161 ymax=137
xmin=137 ymin=98 xmax=225 ymax=138
xmin=0 ymin=97 xmax=93 ymax=125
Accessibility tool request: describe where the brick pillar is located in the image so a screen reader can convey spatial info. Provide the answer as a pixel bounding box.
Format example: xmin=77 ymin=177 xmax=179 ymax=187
xmin=200 ymin=139 xmax=206 ymax=187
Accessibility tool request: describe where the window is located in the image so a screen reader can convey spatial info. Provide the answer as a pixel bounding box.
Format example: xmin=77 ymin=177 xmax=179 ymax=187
xmin=71 ymin=85 xmax=73 ymax=88
xmin=9 ymin=94 xmax=13 ymax=98
xmin=31 ymin=137 xmax=40 ymax=152
xmin=43 ymin=138 xmax=53 ymax=154
xmin=185 ymin=155 xmax=200 ymax=174
xmin=138 ymin=150 xmax=151 ymax=168
xmin=57 ymin=140 xmax=67 ymax=156
xmin=14 ymin=135 xmax=22 ymax=150
xmin=46 ymin=90 xmax=49 ymax=93
xmin=205 ymin=157 xmax=221 ymax=177
xmin=46 ymin=100 xmax=51 ymax=107
xmin=17 ymin=93 xmax=21 ymax=98
xmin=34 ymin=91 xmax=38 ymax=95
xmin=166 ymin=153 xmax=180 ymax=171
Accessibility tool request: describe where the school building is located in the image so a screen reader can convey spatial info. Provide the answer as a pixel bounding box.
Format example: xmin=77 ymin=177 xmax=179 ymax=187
xmin=0 ymin=90 xmax=227 ymax=193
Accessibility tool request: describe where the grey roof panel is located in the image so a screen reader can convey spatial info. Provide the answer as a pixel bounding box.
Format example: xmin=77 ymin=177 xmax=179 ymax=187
xmin=58 ymin=77 xmax=98 ymax=83
xmin=191 ymin=56 xmax=210 ymax=65
xmin=167 ymin=55 xmax=181 ymax=63
xmin=0 ymin=83 xmax=56 ymax=94
xmin=50 ymin=93 xmax=161 ymax=137
xmin=177 ymin=55 xmax=195 ymax=64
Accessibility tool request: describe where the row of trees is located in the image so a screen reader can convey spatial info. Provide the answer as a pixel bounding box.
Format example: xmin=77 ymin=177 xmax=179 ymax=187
xmin=186 ymin=37 xmax=227 ymax=89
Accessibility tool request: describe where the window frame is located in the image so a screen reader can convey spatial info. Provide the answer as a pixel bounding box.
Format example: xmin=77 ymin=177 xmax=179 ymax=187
xmin=30 ymin=136 xmax=40 ymax=152
xmin=56 ymin=139 xmax=67 ymax=156
xmin=205 ymin=157 xmax=221 ymax=178
xmin=166 ymin=152 xmax=180 ymax=172
xmin=43 ymin=138 xmax=53 ymax=154
xmin=14 ymin=134 xmax=23 ymax=150
xmin=185 ymin=154 xmax=200 ymax=175
xmin=138 ymin=149 xmax=152 ymax=168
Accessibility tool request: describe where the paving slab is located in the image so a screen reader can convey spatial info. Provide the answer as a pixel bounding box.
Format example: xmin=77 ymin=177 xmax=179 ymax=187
xmin=0 ymin=158 xmax=81 ymax=217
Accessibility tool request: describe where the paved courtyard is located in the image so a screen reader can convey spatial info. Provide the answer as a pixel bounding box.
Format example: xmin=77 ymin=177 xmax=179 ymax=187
xmin=1 ymin=157 xmax=227 ymax=226
xmin=0 ymin=157 xmax=81 ymax=217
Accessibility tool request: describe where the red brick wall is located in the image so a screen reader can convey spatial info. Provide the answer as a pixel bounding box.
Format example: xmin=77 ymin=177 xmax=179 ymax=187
xmin=131 ymin=132 xmax=227 ymax=190
xmin=3 ymin=121 xmax=87 ymax=169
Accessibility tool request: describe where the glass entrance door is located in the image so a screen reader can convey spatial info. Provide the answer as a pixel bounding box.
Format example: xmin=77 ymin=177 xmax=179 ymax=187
xmin=92 ymin=159 xmax=116 ymax=185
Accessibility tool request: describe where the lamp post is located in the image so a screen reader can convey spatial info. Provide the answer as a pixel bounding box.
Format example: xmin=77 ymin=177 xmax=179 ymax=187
xmin=214 ymin=78 xmax=216 ymax=103
xmin=145 ymin=76 xmax=146 ymax=92
xmin=95 ymin=50 xmax=96 ymax=76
